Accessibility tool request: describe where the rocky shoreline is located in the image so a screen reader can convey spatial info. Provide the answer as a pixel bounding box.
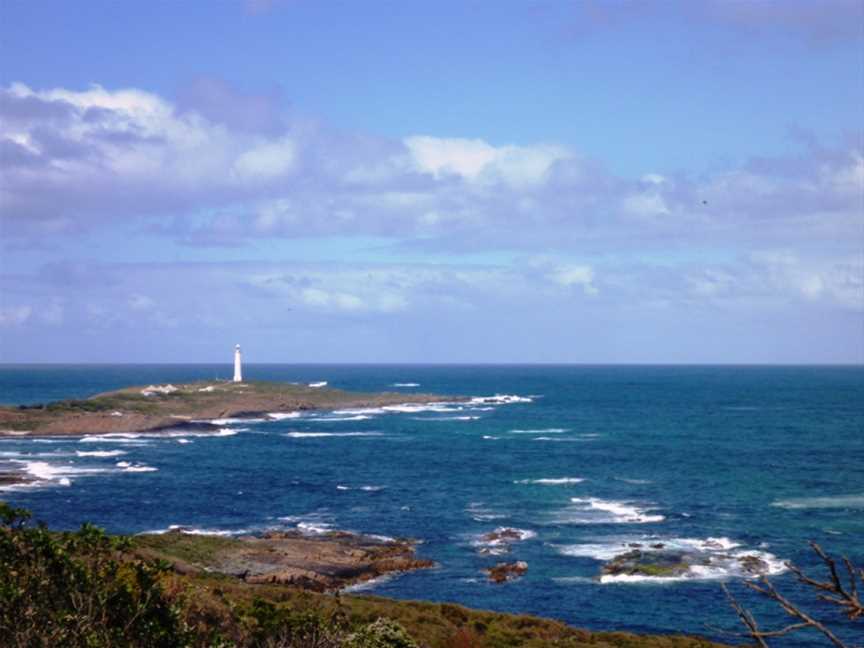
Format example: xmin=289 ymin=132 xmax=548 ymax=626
xmin=0 ymin=379 xmax=459 ymax=437
xmin=133 ymin=527 xmax=434 ymax=593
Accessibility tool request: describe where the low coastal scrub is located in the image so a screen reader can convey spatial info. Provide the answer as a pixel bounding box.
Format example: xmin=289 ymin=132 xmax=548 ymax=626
xmin=1 ymin=503 xmax=728 ymax=647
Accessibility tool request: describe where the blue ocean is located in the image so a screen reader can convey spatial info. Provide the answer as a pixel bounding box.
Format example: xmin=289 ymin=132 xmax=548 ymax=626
xmin=1 ymin=365 xmax=862 ymax=645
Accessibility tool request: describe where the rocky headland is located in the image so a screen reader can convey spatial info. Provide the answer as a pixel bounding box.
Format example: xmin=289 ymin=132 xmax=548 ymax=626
xmin=0 ymin=379 xmax=458 ymax=437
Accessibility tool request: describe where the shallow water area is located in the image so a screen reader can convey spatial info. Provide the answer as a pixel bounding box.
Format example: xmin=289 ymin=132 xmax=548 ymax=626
xmin=1 ymin=364 xmax=862 ymax=645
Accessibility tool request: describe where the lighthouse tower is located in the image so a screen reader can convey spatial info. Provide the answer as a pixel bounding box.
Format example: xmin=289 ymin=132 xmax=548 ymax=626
xmin=233 ymin=344 xmax=243 ymax=383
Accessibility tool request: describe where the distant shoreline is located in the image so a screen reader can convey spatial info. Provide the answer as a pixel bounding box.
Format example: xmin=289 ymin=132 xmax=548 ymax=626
xmin=0 ymin=379 xmax=458 ymax=438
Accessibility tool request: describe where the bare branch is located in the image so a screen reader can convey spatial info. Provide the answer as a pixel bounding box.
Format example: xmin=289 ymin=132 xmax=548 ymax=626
xmin=723 ymin=543 xmax=862 ymax=648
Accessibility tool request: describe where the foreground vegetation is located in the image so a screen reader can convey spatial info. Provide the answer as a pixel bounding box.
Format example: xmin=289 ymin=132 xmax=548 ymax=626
xmin=0 ymin=503 xmax=727 ymax=648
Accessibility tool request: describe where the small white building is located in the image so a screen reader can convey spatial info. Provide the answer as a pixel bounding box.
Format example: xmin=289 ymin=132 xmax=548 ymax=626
xmin=233 ymin=344 xmax=243 ymax=383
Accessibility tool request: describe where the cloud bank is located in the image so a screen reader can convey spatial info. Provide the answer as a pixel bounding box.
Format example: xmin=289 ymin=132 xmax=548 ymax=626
xmin=1 ymin=82 xmax=861 ymax=362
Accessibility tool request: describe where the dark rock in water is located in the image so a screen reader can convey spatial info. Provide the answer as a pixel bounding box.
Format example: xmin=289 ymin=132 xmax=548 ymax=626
xmin=486 ymin=561 xmax=528 ymax=583
xmin=738 ymin=554 xmax=770 ymax=574
xmin=601 ymin=546 xmax=773 ymax=580
xmin=602 ymin=550 xmax=692 ymax=578
xmin=628 ymin=543 xmax=643 ymax=548
xmin=481 ymin=528 xmax=524 ymax=543
xmin=0 ymin=471 xmax=33 ymax=487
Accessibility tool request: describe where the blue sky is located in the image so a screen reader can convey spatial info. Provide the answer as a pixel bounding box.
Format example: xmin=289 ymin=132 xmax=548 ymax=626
xmin=1 ymin=0 xmax=862 ymax=363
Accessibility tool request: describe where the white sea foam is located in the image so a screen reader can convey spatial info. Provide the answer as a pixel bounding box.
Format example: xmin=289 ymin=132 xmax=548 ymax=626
xmin=469 ymin=394 xmax=533 ymax=405
xmin=615 ymin=477 xmax=653 ymax=485
xmin=319 ymin=415 xmax=373 ymax=422
xmin=80 ymin=433 xmax=147 ymax=444
xmin=482 ymin=435 xmax=500 ymax=440
xmin=472 ymin=527 xmax=537 ymax=554
xmin=207 ymin=417 xmax=266 ymax=425
xmin=143 ymin=525 xmax=239 ymax=536
xmin=342 ymin=574 xmax=393 ymax=592
xmin=121 ymin=464 xmax=158 ymax=473
xmin=296 ymin=521 xmax=334 ymax=534
xmin=465 ymin=502 xmax=507 ymax=522
xmin=515 ymin=477 xmax=585 ymax=485
xmin=177 ymin=439 xmax=191 ymax=444
xmin=267 ymin=412 xmax=302 ymax=420
xmin=308 ymin=381 xmax=328 ymax=388
xmin=772 ymin=494 xmax=864 ymax=510
xmin=558 ymin=535 xmax=786 ymax=584
xmin=336 ymin=485 xmax=350 ymax=490
xmin=283 ymin=432 xmax=383 ymax=438
xmin=360 ymin=485 xmax=384 ymax=492
xmin=76 ymin=450 xmax=127 ymax=458
xmin=8 ymin=460 xmax=113 ymax=488
xmin=391 ymin=383 xmax=420 ymax=387
xmin=382 ymin=403 xmax=462 ymax=413
xmin=558 ymin=497 xmax=665 ymax=524
xmin=509 ymin=428 xmax=569 ymax=434
xmin=411 ymin=415 xmax=481 ymax=421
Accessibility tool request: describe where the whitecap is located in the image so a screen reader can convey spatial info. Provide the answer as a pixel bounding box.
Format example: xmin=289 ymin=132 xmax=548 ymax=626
xmin=319 ymin=415 xmax=373 ymax=422
xmin=308 ymin=381 xmax=328 ymax=388
xmin=122 ymin=464 xmax=158 ymax=473
xmin=283 ymin=432 xmax=383 ymax=438
xmin=772 ymin=494 xmax=864 ymax=510
xmin=558 ymin=497 xmax=665 ymax=524
xmin=141 ymin=525 xmax=240 ymax=536
xmin=8 ymin=460 xmax=113 ymax=488
xmin=206 ymin=417 xmax=266 ymax=425
xmin=80 ymin=433 xmax=147 ymax=444
xmin=382 ymin=403 xmax=462 ymax=414
xmin=509 ymin=428 xmax=569 ymax=434
xmin=411 ymin=415 xmax=480 ymax=421
xmin=391 ymin=383 xmax=420 ymax=387
xmin=482 ymin=435 xmax=500 ymax=440
xmin=76 ymin=450 xmax=127 ymax=458
xmin=267 ymin=412 xmax=302 ymax=420
xmin=360 ymin=485 xmax=384 ymax=492
xmin=515 ymin=477 xmax=585 ymax=485
xmin=469 ymin=394 xmax=532 ymax=405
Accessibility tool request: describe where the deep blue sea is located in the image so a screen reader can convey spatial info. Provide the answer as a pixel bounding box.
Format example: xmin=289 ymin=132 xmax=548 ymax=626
xmin=1 ymin=364 xmax=862 ymax=646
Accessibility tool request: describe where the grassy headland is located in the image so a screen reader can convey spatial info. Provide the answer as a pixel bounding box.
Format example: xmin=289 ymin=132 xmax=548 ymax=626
xmin=0 ymin=379 xmax=457 ymax=436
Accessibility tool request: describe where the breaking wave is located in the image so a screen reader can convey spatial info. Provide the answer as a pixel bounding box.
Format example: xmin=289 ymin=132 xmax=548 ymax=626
xmin=556 ymin=497 xmax=665 ymax=524
xmin=515 ymin=477 xmax=585 ymax=485
xmin=283 ymin=432 xmax=383 ymax=438
xmin=772 ymin=494 xmax=864 ymax=510
xmin=557 ymin=536 xmax=786 ymax=583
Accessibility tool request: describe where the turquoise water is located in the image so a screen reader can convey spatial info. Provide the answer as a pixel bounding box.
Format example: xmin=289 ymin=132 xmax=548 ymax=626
xmin=1 ymin=364 xmax=862 ymax=645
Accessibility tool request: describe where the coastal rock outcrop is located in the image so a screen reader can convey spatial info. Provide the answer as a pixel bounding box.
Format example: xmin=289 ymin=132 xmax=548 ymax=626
xmin=601 ymin=548 xmax=771 ymax=580
xmin=135 ymin=527 xmax=434 ymax=593
xmin=486 ymin=561 xmax=528 ymax=583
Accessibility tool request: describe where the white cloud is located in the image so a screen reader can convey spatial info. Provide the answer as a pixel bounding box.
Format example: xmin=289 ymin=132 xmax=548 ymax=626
xmin=404 ymin=135 xmax=571 ymax=186
xmin=0 ymin=305 xmax=32 ymax=326
xmin=232 ymin=136 xmax=296 ymax=181
xmin=547 ymin=264 xmax=598 ymax=295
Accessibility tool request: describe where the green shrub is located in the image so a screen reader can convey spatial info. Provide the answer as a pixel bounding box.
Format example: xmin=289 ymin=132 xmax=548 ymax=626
xmin=344 ymin=618 xmax=420 ymax=648
xmin=0 ymin=502 xmax=189 ymax=647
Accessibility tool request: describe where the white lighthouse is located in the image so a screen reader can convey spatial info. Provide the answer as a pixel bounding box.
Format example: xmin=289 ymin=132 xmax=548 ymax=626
xmin=233 ymin=344 xmax=243 ymax=383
